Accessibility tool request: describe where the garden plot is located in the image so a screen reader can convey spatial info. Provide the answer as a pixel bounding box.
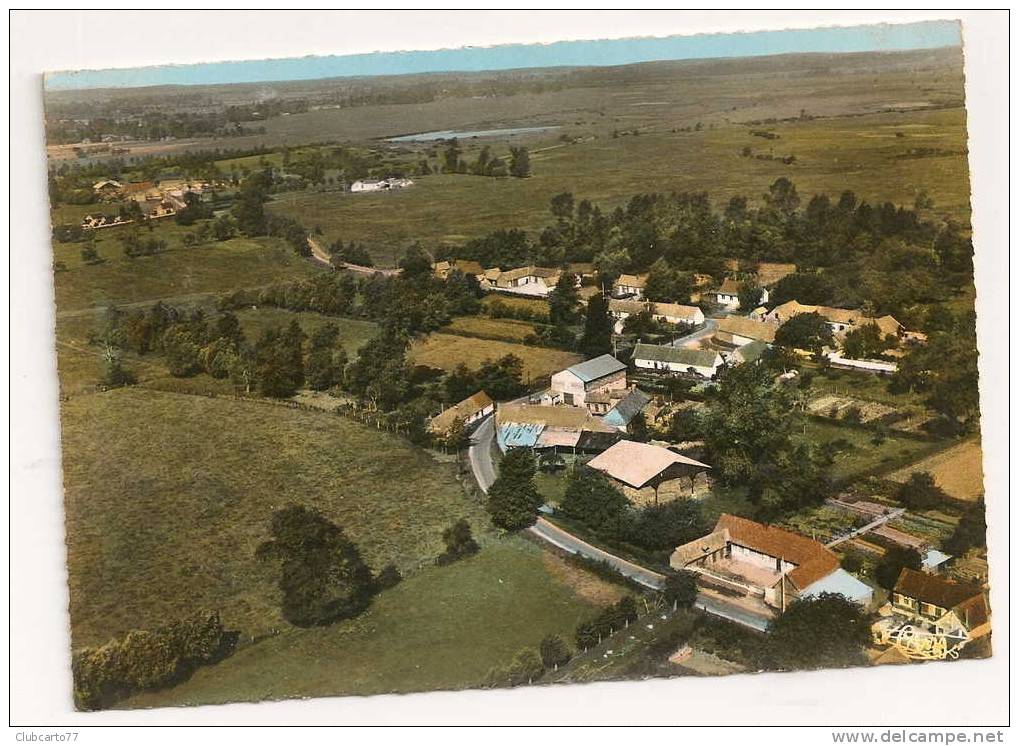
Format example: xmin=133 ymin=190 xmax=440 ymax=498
xmin=807 ymin=394 xmax=899 ymax=424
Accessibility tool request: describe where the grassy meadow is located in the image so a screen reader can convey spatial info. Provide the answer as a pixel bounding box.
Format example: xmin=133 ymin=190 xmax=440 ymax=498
xmin=124 ymin=536 xmax=614 ymax=707
xmin=60 ymin=387 xmax=492 ymax=648
xmin=267 ymin=107 xmax=971 ymax=266
xmin=54 ymin=232 xmax=320 ymax=313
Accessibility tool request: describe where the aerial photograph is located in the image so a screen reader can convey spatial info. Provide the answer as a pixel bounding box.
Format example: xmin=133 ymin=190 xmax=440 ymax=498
xmin=42 ymin=18 xmax=990 ymax=711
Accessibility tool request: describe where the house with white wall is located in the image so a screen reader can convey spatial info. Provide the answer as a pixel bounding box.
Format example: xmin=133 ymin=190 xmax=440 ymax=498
xmin=632 ymin=343 xmax=723 ymax=379
xmin=549 ymin=354 xmax=627 ymax=406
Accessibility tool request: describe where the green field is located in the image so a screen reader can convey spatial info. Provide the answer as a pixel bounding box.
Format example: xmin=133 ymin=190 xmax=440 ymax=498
xmin=266 ymin=107 xmax=971 ymax=266
xmin=60 ymin=387 xmax=491 ymax=648
xmin=799 ymin=418 xmax=946 ymax=483
xmin=54 ymin=233 xmax=320 ymax=313
xmin=124 ymin=536 xmax=603 ymax=707
xmin=233 ymin=307 xmax=378 ymax=356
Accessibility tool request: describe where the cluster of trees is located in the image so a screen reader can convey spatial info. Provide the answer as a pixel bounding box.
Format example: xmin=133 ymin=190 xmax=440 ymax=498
xmin=443 ymin=356 xmax=527 ymax=403
xmin=891 ymin=310 xmax=980 ymax=432
xmin=450 ymin=180 xmax=973 ymax=322
xmin=255 ymin=506 xmax=399 ymax=627
xmin=699 ymin=363 xmax=831 ymax=518
xmin=692 ymin=593 xmax=871 ymax=671
xmin=72 ymin=611 xmax=232 ymax=710
xmin=893 ymin=471 xmax=952 ymax=511
xmin=329 ymin=239 xmax=374 ymax=267
xmin=221 ymin=273 xmax=357 ymax=317
xmin=119 ymin=230 xmax=167 ymax=259
xmin=574 ymin=596 xmax=640 ymax=651
xmin=943 ymin=500 xmax=986 ymax=558
xmin=96 ymin=303 xmax=349 ymax=398
xmin=485 ymin=632 xmax=570 ymax=688
xmin=558 ymin=470 xmax=708 ymax=554
xmin=436 ymin=140 xmax=530 ymax=178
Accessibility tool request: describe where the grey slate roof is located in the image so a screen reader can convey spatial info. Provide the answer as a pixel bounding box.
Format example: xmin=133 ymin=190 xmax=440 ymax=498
xmin=734 ymin=340 xmax=769 ymax=364
xmin=603 ymin=388 xmax=652 ymax=427
xmin=633 ymin=343 xmax=720 ymax=369
xmin=567 ymin=354 xmax=627 ymax=383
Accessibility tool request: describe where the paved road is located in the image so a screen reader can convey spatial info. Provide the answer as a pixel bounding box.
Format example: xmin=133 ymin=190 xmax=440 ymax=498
xmin=468 ymin=411 xmax=665 ymax=589
xmin=468 ymin=415 xmax=497 ymax=493
xmin=466 ymin=402 xmax=777 ymax=628
xmin=528 ymin=518 xmax=666 ymax=590
xmin=668 ymin=317 xmax=719 ymax=347
xmin=695 ymin=591 xmax=773 ymax=632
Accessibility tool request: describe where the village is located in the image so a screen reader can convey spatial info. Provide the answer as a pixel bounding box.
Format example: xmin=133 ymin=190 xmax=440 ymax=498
xmin=425 ymin=254 xmax=988 ymax=667
xmin=41 ymin=38 xmax=990 ymax=710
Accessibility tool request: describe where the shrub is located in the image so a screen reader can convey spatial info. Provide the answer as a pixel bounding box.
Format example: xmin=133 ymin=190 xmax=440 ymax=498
xmin=72 ymin=611 xmax=230 ymax=710
xmin=539 ymin=634 xmax=572 ymax=671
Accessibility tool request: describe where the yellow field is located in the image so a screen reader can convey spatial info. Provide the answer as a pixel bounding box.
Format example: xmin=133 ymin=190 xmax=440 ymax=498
xmin=444 ymin=315 xmax=538 ymax=342
xmin=889 ymin=439 xmax=985 ymax=501
xmin=410 ymin=333 xmax=581 ymax=382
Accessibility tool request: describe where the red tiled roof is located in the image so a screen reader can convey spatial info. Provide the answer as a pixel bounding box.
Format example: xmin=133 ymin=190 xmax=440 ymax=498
xmin=894 ymin=568 xmax=985 ymax=612
xmin=715 ymin=513 xmax=840 ymax=590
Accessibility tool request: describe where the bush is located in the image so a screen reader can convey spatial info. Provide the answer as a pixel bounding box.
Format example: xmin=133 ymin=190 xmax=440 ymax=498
xmin=436 ymin=519 xmax=480 ymax=565
xmin=894 ymin=471 xmax=950 ymax=511
xmin=539 ymin=634 xmax=572 ymax=671
xmin=840 ymin=551 xmax=865 ymax=574
xmin=374 ymin=564 xmax=403 ymax=590
xmin=72 ymin=611 xmax=231 ymax=710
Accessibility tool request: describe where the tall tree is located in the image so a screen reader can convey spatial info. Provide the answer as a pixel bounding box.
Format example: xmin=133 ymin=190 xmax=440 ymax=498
xmin=255 ymin=506 xmax=378 ymax=627
xmin=578 ymin=294 xmax=613 ymax=358
xmin=701 ymin=363 xmax=829 ymax=517
xmin=774 ymin=312 xmax=834 ymax=354
xmin=548 ymin=272 xmax=580 ymax=326
xmin=486 ymin=448 xmax=543 ymax=530
xmin=509 ymin=146 xmax=531 ymax=178
xmin=560 ymin=470 xmax=629 ymax=536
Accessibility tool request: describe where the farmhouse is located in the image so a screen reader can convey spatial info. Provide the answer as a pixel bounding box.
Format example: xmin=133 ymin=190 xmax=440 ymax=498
xmin=714 ymin=316 xmax=778 ymax=347
xmin=601 ymin=387 xmax=652 ymax=432
xmin=428 ymin=391 xmax=494 ymax=437
xmin=890 ymin=569 xmax=990 ymax=638
xmin=494 ymin=266 xmax=562 ymax=297
xmin=350 ymin=177 xmax=414 ymax=193
xmin=587 ymin=440 xmax=710 ymax=505
xmin=608 ymin=299 xmax=704 ymax=334
xmin=494 ymin=402 xmax=615 ymax=451
xmin=670 ymin=514 xmax=873 ymax=610
xmin=650 ymin=302 xmax=705 ymax=328
xmin=92 ymin=180 xmax=123 ymax=200
xmin=613 ymin=273 xmax=649 ymax=299
xmin=765 ymin=300 xmax=903 ymax=337
xmin=433 ymin=259 xmax=486 ymax=281
xmin=710 ymin=277 xmax=744 ymax=309
xmin=632 ymin=343 xmax=723 ymax=379
xmin=550 ymin=354 xmax=628 ymax=406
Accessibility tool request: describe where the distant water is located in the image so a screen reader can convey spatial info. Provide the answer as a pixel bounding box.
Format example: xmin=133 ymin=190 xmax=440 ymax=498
xmin=386 ymin=126 xmax=561 ymax=142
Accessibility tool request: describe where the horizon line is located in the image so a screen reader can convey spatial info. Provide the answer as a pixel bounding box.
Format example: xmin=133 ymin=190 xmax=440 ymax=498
xmin=45 ymin=19 xmax=962 ymax=92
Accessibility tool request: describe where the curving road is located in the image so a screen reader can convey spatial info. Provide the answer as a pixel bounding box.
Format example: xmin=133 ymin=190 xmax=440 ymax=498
xmin=468 ymin=410 xmax=774 ymax=628
xmin=468 ymin=412 xmax=665 ymax=590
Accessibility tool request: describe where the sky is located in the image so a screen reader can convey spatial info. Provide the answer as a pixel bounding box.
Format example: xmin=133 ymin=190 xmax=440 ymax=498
xmin=45 ymin=19 xmax=961 ymax=91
